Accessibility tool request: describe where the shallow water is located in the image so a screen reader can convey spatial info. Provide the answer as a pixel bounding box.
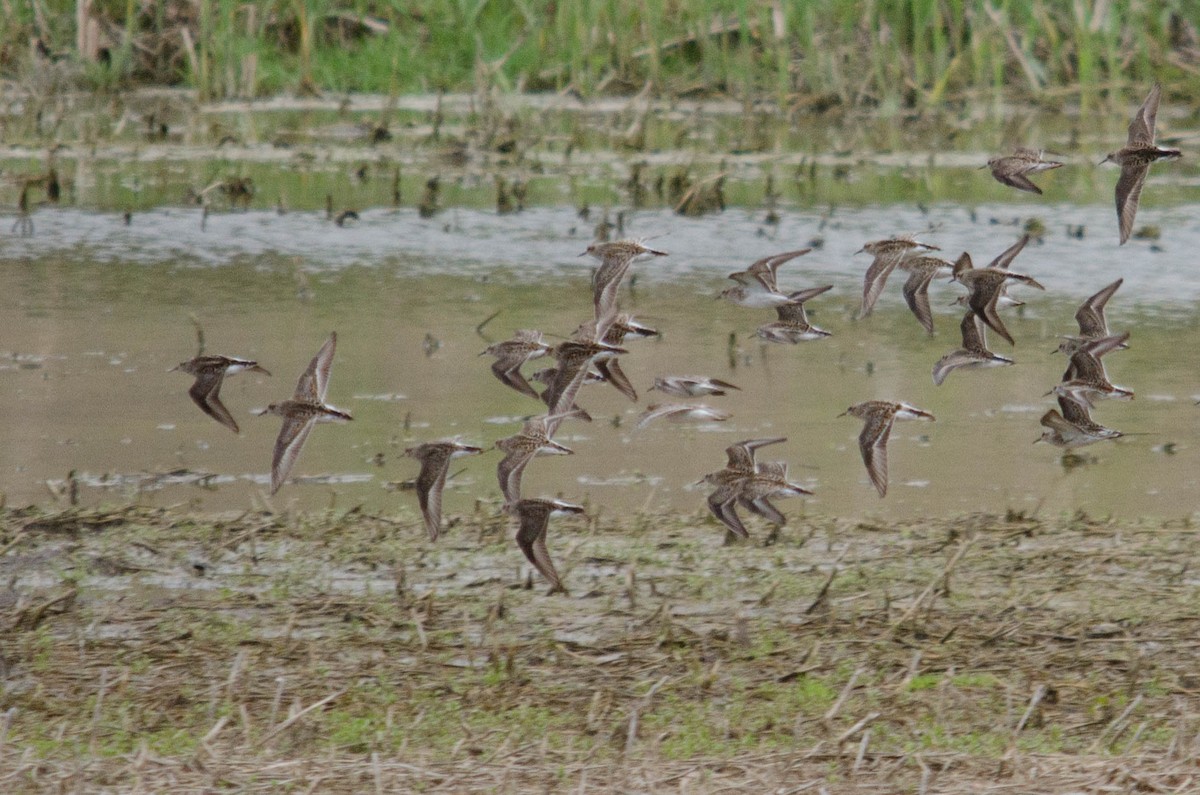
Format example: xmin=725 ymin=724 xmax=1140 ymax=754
xmin=2 ymin=90 xmax=1199 ymax=520
xmin=0 ymin=198 xmax=1197 ymax=522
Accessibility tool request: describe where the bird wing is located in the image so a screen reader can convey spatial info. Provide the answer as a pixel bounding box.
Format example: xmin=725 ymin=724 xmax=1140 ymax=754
xmin=1039 ymin=409 xmax=1076 ymax=434
xmin=592 ymin=258 xmax=632 ymax=327
xmin=416 ymin=449 xmax=451 ymax=541
xmin=787 ymin=284 xmax=833 ymax=304
xmin=596 ymin=357 xmax=637 ymax=401
xmin=858 ymin=251 xmax=901 ymax=318
xmin=773 ymin=300 xmax=810 ymax=325
xmin=724 ymin=437 xmax=787 ymax=470
xmin=1128 ymin=83 xmax=1161 ymax=147
xmin=707 ymin=485 xmax=749 ymax=539
xmin=270 ymin=416 xmax=315 ymax=494
xmin=547 ymin=357 xmax=594 ymax=422
xmin=901 ymin=267 xmax=938 ymax=335
xmin=491 ymin=356 xmax=541 ymax=400
xmin=992 ymin=167 xmax=1043 ymax=194
xmin=1115 ymin=162 xmax=1149 ymax=245
xmin=515 ymin=504 xmax=564 ymax=592
xmin=986 ymin=235 xmax=1030 ymax=270
xmin=189 ymin=370 xmax=239 ymax=433
xmin=496 ymin=447 xmax=536 ymax=506
xmin=1057 ymin=394 xmax=1094 ymax=426
xmin=967 ymin=275 xmax=1015 ymax=346
xmin=859 ymin=413 xmax=895 ymax=498
xmin=960 ymin=310 xmax=988 ymax=353
xmin=1076 ymin=278 xmax=1123 ymax=337
xmin=931 ymin=350 xmax=971 ymax=386
xmin=636 ymin=404 xmax=680 ymax=429
xmin=295 ymin=333 xmax=337 ymax=401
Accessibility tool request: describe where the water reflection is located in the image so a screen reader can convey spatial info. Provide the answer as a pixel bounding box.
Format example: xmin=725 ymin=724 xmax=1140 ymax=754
xmin=0 ymin=221 xmax=1195 ymax=521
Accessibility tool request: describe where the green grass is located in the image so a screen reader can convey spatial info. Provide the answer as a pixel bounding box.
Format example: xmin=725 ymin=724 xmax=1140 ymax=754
xmin=4 ymin=1 xmax=1200 ymax=106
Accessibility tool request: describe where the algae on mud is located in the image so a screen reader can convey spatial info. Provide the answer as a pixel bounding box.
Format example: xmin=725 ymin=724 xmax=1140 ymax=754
xmin=1 ymin=504 xmax=1199 ymax=792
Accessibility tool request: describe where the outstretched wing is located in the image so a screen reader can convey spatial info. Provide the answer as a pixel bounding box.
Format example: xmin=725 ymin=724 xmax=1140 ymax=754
xmin=416 ymin=449 xmax=451 ymax=541
xmin=189 ymin=370 xmax=239 ymax=433
xmin=858 ymin=413 xmax=895 ymax=498
xmin=295 ymin=333 xmax=337 ymax=401
xmin=270 ymin=416 xmax=314 ymax=494
xmin=515 ymin=504 xmax=565 ymax=592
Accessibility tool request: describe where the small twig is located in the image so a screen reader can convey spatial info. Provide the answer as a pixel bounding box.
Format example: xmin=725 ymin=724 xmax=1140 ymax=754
xmin=837 ymin=711 xmax=880 ymax=746
xmin=1012 ymin=684 xmax=1046 ymax=737
xmin=0 ymin=707 xmax=16 ymax=761
xmin=474 ymin=309 xmax=502 ymax=338
xmin=822 ymin=667 xmax=864 ymax=727
xmin=1090 ymin=694 xmax=1143 ymax=752
xmin=189 ymin=314 xmax=206 ymax=356
xmin=256 ymin=690 xmax=346 ymax=747
xmin=200 ymin=715 xmax=229 ymax=746
xmin=853 ymin=728 xmax=871 ymax=773
xmin=891 ymin=537 xmax=974 ymax=630
xmin=89 ymin=670 xmax=109 ymax=755
xmin=0 ymin=531 xmax=26 ymax=557
xmin=805 ymin=548 xmax=848 ymax=614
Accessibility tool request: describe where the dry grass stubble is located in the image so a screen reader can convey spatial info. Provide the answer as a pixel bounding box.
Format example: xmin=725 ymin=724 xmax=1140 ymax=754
xmin=1 ymin=503 xmax=1199 ymax=792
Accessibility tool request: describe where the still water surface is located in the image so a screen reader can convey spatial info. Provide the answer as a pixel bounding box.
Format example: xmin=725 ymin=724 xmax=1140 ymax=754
xmin=0 ymin=200 xmax=1197 ymax=521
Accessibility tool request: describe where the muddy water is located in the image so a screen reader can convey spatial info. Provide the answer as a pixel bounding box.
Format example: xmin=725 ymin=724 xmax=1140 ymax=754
xmin=0 ymin=200 xmax=1197 ymax=521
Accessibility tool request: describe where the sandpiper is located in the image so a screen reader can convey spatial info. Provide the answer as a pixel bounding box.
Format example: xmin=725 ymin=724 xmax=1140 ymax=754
xmin=481 ymin=329 xmax=552 ymax=401
xmin=1056 ymin=279 xmax=1128 ymax=355
xmin=636 ymin=403 xmax=731 ymax=429
xmin=856 ymin=236 xmax=939 ymax=319
xmin=543 ymin=329 xmax=627 ymax=424
xmin=649 ymin=375 xmax=741 ymax=397
xmin=753 ymin=285 xmax=833 ymax=343
xmin=1101 ymin=83 xmax=1181 ymax=245
xmin=494 ymin=414 xmax=573 ymax=505
xmin=699 ymin=438 xmax=788 ymax=539
xmin=900 ymin=256 xmax=954 ymax=335
xmin=591 ymin=313 xmax=659 ymax=402
xmin=701 ymin=467 xmax=755 ymax=539
xmin=737 ymin=461 xmax=813 ymax=526
xmin=722 ymin=437 xmax=788 ymax=473
xmin=1052 ymin=332 xmax=1134 ymax=408
xmin=257 ymin=333 xmax=352 ymax=495
xmin=1036 ymin=396 xmax=1123 ymax=449
xmin=404 ymin=440 xmax=484 ymax=540
xmin=987 ymin=148 xmax=1063 ymax=194
xmin=951 ymin=236 xmax=1031 ymax=311
xmin=951 ymin=255 xmax=1044 ymax=345
xmin=528 ymin=366 xmax=596 ymax=422
xmin=510 ymin=497 xmax=584 ymax=594
xmin=730 ymin=249 xmax=812 ymax=293
xmin=172 ymin=355 xmax=270 ymax=434
xmin=931 ymin=311 xmax=1014 ymax=386
xmin=719 ymin=249 xmax=813 ymax=308
xmin=583 ymin=239 xmax=667 ymax=322
xmin=840 ymin=400 xmax=935 ymax=498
